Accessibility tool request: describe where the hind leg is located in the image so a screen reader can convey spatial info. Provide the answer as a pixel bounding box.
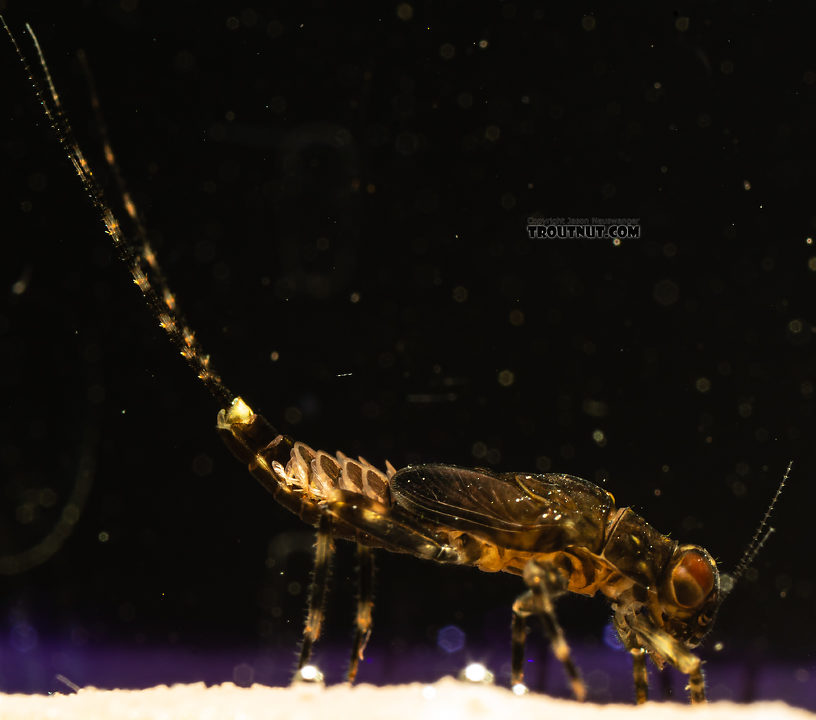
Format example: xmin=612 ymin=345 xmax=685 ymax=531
xmin=346 ymin=543 xmax=375 ymax=683
xmin=293 ymin=513 xmax=334 ymax=680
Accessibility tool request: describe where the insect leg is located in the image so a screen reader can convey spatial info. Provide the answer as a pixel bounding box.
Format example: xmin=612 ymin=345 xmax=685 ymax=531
xmin=296 ymin=513 xmax=334 ymax=677
xmin=687 ymin=665 xmax=706 ymax=704
xmin=510 ymin=607 xmax=528 ymax=689
xmin=630 ymin=647 xmax=649 ymax=704
xmin=346 ymin=543 xmax=375 ymax=683
xmin=512 ymin=559 xmax=586 ymax=701
xmin=623 ymin=611 xmax=706 ymax=704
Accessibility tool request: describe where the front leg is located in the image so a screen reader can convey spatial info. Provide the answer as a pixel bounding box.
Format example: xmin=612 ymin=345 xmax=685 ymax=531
xmin=622 ymin=612 xmax=706 ymax=704
xmin=630 ymin=647 xmax=649 ymax=704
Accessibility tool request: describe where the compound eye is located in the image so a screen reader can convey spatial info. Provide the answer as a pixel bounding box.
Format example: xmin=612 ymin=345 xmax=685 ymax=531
xmin=671 ymin=550 xmax=716 ymax=608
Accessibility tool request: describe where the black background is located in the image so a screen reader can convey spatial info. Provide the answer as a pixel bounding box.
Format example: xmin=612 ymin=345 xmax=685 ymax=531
xmin=1 ymin=0 xmax=815 ymax=704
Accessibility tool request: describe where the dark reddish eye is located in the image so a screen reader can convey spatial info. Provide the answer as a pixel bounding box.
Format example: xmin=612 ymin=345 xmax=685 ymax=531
xmin=671 ymin=550 xmax=715 ymax=608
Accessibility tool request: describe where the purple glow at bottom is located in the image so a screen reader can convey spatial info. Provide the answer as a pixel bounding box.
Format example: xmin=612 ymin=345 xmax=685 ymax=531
xmin=0 ymin=639 xmax=812 ymax=710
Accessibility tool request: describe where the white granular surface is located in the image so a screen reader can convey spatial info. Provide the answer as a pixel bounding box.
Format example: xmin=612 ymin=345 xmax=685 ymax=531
xmin=0 ymin=678 xmax=812 ymax=720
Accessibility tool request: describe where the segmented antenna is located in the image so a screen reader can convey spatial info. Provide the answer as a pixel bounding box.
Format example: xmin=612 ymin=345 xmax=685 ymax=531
xmin=720 ymin=460 xmax=791 ymax=599
xmin=2 ymin=18 xmax=235 ymax=409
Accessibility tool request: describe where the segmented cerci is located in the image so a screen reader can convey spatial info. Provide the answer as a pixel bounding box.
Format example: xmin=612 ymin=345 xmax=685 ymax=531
xmin=4 ymin=18 xmax=787 ymax=704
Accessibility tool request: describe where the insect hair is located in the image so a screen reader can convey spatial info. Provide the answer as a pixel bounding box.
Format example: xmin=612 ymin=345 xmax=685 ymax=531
xmin=719 ymin=460 xmax=791 ymax=599
xmin=2 ymin=17 xmax=235 ymax=409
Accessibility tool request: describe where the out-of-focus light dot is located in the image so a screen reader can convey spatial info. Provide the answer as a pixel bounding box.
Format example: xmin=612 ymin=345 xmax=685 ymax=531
xmin=795 ymin=668 xmax=810 ymax=683
xmin=498 ymin=369 xmax=515 ymax=387
xmin=582 ymin=399 xmax=608 ymax=417
xmin=422 ymin=685 xmax=437 ymax=699
xmin=350 ymin=291 xmax=361 ymax=303
xmin=653 ymin=278 xmax=679 ymax=306
xmin=714 ymin=641 xmax=724 ymax=652
xmin=439 ymin=43 xmax=455 ymax=60
xmin=270 ymin=350 xmax=280 ymax=362
xmin=581 ymin=15 xmax=596 ymax=31
xmin=587 ymin=668 xmax=610 ymax=693
xmin=808 ymin=256 xmax=816 ymax=271
xmin=612 ymin=237 xmax=621 ymax=247
xmin=478 ymin=39 xmax=489 ymax=49
xmin=603 ymin=622 xmax=624 ymax=651
xmin=437 ymin=624 xmax=466 ymax=653
xmin=536 ymin=455 xmax=551 ymax=472
xmin=233 ymin=662 xmax=254 ymax=687
xmin=11 ymin=278 xmax=28 ymax=295
xmin=695 ymin=377 xmax=711 ymax=393
xmin=192 ymin=453 xmax=213 ymax=477
xmin=396 ymin=3 xmax=413 ymax=20
xmin=10 ymin=621 xmax=37 ymax=652
xmin=98 ymin=531 xmax=109 ymax=542
xmin=512 ymin=683 xmax=529 ymax=696
xmin=788 ymin=318 xmax=803 ymax=334
xmin=457 ymin=91 xmax=473 ymax=109
xmin=39 ymin=488 xmax=57 ymax=508
xmin=509 ymin=309 xmax=525 ymax=326
xmin=806 ymin=237 xmax=813 ymax=245
xmin=592 ymin=429 xmax=606 ymax=446
xmin=452 ymin=285 xmax=468 ymax=303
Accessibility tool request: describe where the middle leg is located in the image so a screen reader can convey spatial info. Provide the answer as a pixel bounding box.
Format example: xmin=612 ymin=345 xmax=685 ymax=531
xmin=512 ymin=559 xmax=586 ymax=701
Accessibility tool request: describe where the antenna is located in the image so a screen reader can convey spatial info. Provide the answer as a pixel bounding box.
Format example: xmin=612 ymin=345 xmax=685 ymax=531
xmin=720 ymin=460 xmax=791 ymax=599
xmin=1 ymin=17 xmax=236 ymax=409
